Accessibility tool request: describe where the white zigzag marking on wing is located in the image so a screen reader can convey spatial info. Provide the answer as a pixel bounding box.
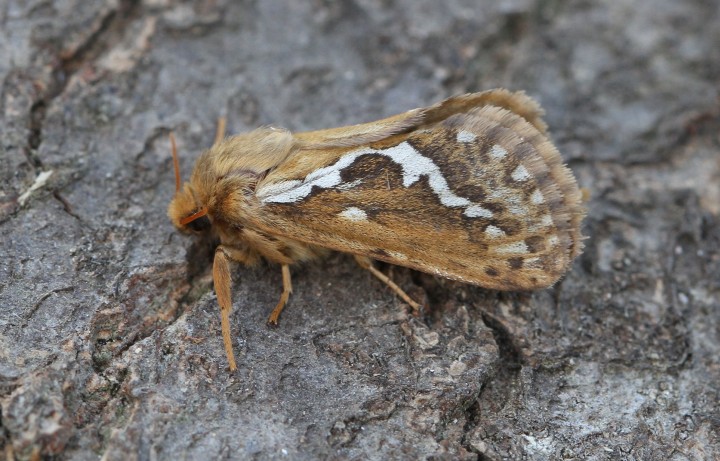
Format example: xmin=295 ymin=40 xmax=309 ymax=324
xmin=258 ymin=141 xmax=493 ymax=218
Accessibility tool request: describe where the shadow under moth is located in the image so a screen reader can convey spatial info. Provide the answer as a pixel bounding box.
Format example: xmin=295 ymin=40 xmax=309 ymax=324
xmin=168 ymin=89 xmax=585 ymax=371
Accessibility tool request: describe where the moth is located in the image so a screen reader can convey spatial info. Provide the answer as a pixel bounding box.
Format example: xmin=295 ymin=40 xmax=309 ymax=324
xmin=168 ymin=89 xmax=585 ymax=371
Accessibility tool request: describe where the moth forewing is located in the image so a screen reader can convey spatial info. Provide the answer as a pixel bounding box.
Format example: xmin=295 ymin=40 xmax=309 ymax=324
xmin=169 ymin=89 xmax=585 ymax=371
xmin=252 ymin=96 xmax=583 ymax=291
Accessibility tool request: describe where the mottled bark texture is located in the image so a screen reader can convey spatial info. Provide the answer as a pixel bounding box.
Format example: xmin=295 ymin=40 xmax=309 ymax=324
xmin=1 ymin=1 xmax=718 ymax=460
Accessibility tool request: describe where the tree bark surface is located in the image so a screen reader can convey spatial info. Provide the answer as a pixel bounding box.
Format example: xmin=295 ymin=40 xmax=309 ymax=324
xmin=1 ymin=1 xmax=718 ymax=460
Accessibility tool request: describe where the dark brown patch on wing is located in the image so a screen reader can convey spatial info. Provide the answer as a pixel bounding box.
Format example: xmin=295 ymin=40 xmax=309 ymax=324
xmin=338 ymin=154 xmax=403 ymax=187
xmin=525 ymin=235 xmax=546 ymax=253
xmin=507 ymin=257 xmax=524 ymax=270
xmin=497 ymin=218 xmax=522 ymax=236
xmin=480 ymin=201 xmax=506 ymax=215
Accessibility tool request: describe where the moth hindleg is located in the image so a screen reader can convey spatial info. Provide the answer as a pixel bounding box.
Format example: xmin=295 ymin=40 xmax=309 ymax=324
xmin=353 ymin=255 xmax=422 ymax=311
xmin=267 ymin=264 xmax=293 ymax=326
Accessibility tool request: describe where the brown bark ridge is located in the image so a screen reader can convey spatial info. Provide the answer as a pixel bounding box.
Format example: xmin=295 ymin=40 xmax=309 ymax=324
xmin=1 ymin=1 xmax=718 ymax=459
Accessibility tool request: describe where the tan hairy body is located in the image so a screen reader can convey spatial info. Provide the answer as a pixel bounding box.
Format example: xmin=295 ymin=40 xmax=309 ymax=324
xmin=168 ymin=89 xmax=585 ymax=371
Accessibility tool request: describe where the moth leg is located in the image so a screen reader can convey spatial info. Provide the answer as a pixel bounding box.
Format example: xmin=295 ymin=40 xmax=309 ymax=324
xmin=267 ymin=264 xmax=293 ymax=326
xmin=354 ymin=255 xmax=422 ymax=311
xmin=213 ymin=246 xmax=237 ymax=371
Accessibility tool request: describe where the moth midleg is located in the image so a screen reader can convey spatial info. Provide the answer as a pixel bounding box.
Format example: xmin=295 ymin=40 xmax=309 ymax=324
xmin=213 ymin=246 xmax=237 ymax=371
xmin=353 ymin=255 xmax=422 ymax=311
xmin=267 ymin=264 xmax=293 ymax=326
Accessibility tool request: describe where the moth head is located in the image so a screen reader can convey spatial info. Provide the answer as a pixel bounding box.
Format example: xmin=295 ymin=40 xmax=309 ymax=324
xmin=167 ymin=133 xmax=212 ymax=234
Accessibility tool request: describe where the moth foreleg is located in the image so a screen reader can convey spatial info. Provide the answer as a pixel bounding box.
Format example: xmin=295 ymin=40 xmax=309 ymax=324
xmin=353 ymin=255 xmax=422 ymax=311
xmin=267 ymin=264 xmax=293 ymax=326
xmin=213 ymin=246 xmax=237 ymax=371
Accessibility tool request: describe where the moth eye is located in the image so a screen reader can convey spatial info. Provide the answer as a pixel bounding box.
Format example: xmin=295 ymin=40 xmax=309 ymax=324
xmin=186 ymin=215 xmax=211 ymax=232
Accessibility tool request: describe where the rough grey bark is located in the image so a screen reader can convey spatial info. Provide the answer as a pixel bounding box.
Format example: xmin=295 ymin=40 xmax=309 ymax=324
xmin=1 ymin=0 xmax=718 ymax=460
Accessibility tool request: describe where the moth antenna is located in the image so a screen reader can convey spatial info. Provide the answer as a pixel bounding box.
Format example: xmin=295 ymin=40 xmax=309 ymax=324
xmin=214 ymin=117 xmax=227 ymax=145
xmin=179 ymin=207 xmax=208 ymax=226
xmin=170 ymin=132 xmax=181 ymax=194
